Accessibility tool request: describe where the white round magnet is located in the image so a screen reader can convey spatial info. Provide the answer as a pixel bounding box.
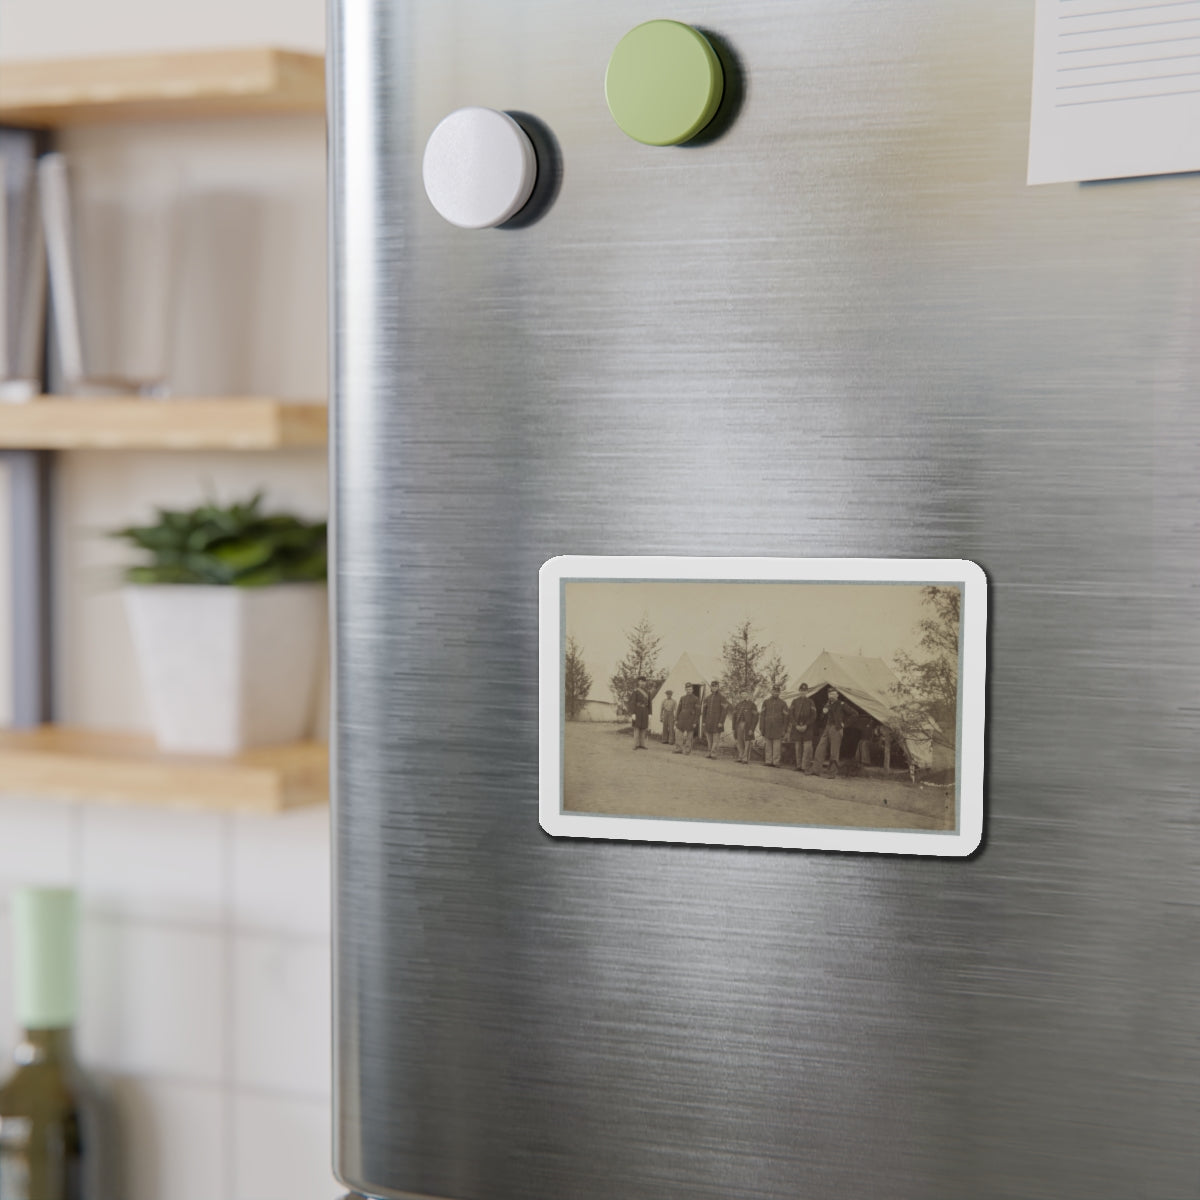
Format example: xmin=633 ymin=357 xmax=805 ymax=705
xmin=422 ymin=107 xmax=538 ymax=230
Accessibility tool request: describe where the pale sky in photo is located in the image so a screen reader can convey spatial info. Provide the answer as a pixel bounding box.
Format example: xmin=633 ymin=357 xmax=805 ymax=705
xmin=565 ymin=580 xmax=942 ymax=703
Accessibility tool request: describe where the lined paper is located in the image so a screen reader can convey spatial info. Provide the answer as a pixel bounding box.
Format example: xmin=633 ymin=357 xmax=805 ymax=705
xmin=1028 ymin=0 xmax=1200 ymax=183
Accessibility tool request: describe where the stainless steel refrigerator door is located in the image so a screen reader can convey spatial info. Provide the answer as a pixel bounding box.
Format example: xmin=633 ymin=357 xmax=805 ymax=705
xmin=329 ymin=2 xmax=1200 ymax=1197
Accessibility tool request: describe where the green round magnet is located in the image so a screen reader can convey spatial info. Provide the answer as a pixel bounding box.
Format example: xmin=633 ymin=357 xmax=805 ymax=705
xmin=605 ymin=20 xmax=724 ymax=146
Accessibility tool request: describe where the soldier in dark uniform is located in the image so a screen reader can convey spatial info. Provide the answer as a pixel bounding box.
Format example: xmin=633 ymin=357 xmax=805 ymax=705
xmin=857 ymin=719 xmax=875 ymax=766
xmin=787 ymin=683 xmax=817 ymax=774
xmin=702 ymin=680 xmax=728 ymax=759
xmin=813 ymin=687 xmax=848 ymax=778
xmin=759 ymin=683 xmax=789 ymax=768
xmin=674 ymin=684 xmax=700 ymax=755
xmin=732 ymin=695 xmax=759 ymax=764
xmin=630 ymin=675 xmax=651 ymax=751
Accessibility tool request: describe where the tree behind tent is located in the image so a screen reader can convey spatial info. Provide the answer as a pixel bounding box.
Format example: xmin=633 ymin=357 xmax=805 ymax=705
xmin=610 ymin=615 xmax=666 ymax=716
xmin=564 ymin=635 xmax=593 ymax=720
xmin=890 ymin=585 xmax=959 ymax=755
xmin=721 ymin=619 xmax=767 ymax=698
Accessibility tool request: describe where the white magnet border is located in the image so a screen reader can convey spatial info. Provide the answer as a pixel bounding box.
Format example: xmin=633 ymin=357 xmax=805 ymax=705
xmin=539 ymin=556 xmax=986 ymax=857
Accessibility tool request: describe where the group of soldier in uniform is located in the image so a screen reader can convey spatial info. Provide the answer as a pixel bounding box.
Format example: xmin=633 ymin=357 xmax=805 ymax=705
xmin=627 ymin=675 xmax=891 ymax=779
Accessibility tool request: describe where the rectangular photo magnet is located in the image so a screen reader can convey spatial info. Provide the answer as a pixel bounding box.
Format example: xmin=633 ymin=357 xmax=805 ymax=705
xmin=539 ymin=557 xmax=986 ymax=856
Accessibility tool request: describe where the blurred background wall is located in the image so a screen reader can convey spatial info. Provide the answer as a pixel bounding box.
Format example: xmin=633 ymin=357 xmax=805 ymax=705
xmin=0 ymin=2 xmax=337 ymax=1197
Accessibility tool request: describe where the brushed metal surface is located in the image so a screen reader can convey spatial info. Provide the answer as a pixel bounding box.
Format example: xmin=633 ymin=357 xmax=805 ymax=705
xmin=330 ymin=2 xmax=1200 ymax=1197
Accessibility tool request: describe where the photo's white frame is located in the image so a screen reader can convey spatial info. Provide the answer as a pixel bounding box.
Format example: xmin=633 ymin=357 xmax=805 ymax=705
xmin=539 ymin=557 xmax=986 ymax=857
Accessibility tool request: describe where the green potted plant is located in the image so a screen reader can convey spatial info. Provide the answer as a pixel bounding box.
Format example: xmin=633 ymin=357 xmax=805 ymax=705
xmin=112 ymin=494 xmax=327 ymax=755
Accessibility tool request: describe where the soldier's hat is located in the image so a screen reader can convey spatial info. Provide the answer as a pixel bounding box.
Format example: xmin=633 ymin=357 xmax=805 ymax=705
xmin=711 ymin=678 xmax=720 ymax=686
xmin=798 ymin=683 xmax=809 ymax=691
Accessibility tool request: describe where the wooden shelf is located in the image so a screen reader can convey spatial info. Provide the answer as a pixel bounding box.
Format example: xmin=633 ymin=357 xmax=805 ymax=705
xmin=0 ymin=397 xmax=327 ymax=450
xmin=0 ymin=726 xmax=327 ymax=813
xmin=0 ymin=48 xmax=325 ymax=127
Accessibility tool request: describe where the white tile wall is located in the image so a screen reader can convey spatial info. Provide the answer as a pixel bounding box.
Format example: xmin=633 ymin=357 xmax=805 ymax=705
xmin=233 ymin=935 xmax=331 ymax=1098
xmin=232 ymin=806 xmax=331 ymax=937
xmin=232 ymin=1093 xmax=339 ymax=1200
xmin=0 ymin=796 xmax=78 ymax=884
xmin=107 ymin=1076 xmax=227 ymax=1200
xmin=80 ymin=917 xmax=226 ymax=1081
xmin=0 ymin=801 xmax=335 ymax=1196
xmin=80 ymin=805 xmax=225 ymax=925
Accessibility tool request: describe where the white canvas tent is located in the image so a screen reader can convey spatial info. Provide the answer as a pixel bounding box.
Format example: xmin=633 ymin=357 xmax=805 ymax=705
xmin=652 ymin=651 xmax=726 ymax=736
xmin=785 ymin=650 xmax=953 ymax=772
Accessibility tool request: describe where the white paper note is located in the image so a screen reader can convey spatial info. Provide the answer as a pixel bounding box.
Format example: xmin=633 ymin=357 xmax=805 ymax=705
xmin=1028 ymin=0 xmax=1200 ymax=184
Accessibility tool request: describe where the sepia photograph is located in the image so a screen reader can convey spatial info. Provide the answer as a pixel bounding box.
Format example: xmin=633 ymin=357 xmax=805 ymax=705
xmin=540 ymin=558 xmax=985 ymax=855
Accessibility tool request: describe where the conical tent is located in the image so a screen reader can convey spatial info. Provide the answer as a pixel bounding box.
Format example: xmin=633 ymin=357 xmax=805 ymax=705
xmin=652 ymin=651 xmax=726 ymax=735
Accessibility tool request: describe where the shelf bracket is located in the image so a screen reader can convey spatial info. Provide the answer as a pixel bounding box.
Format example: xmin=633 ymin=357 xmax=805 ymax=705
xmin=2 ymin=448 xmax=53 ymax=727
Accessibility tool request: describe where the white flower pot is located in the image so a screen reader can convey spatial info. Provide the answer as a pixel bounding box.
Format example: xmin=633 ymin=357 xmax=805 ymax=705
xmin=124 ymin=583 xmax=326 ymax=756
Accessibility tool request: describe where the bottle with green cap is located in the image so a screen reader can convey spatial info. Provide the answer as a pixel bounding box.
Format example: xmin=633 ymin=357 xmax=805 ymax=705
xmin=0 ymin=887 xmax=96 ymax=1200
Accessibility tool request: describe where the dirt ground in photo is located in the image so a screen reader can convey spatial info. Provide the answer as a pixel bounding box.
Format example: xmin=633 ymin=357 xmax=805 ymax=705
xmin=563 ymin=723 xmax=954 ymax=831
